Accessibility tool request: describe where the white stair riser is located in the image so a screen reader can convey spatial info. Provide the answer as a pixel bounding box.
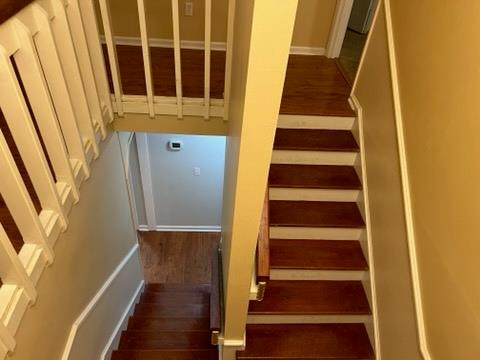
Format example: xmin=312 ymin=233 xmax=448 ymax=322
xmin=272 ymin=150 xmax=357 ymax=166
xmin=270 ymin=188 xmax=360 ymax=202
xmin=247 ymin=314 xmax=371 ymax=324
xmin=270 ymin=269 xmax=367 ymax=281
xmin=278 ymin=115 xmax=355 ymax=130
xmin=270 ymin=227 xmax=364 ymax=240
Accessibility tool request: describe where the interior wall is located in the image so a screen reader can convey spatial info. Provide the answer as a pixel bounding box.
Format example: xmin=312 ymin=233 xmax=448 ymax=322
xmin=10 ymin=133 xmax=142 ymax=360
xmin=131 ymin=133 xmax=226 ymax=229
xmin=386 ymin=0 xmax=480 ymax=358
xmin=352 ymin=3 xmax=422 ymax=359
xmin=95 ymin=0 xmax=335 ymax=49
xmin=129 ymin=135 xmax=148 ymax=226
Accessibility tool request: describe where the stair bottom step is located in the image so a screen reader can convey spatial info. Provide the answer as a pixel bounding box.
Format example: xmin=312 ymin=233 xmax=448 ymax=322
xmin=112 ymin=349 xmax=218 ymax=360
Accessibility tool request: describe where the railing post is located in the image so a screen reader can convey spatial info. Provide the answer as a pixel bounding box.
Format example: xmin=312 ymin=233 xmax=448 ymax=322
xmin=223 ymin=0 xmax=236 ymax=120
xmin=0 ymin=321 xmax=15 ymax=354
xmin=204 ymin=0 xmax=212 ymax=119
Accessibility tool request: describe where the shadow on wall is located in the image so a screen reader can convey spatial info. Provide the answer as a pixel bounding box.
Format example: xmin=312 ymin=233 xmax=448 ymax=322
xmin=129 ymin=132 xmax=226 ymax=231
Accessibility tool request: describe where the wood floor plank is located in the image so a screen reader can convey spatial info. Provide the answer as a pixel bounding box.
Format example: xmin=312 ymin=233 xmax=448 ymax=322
xmin=269 ymin=164 xmax=362 ymax=189
xmin=248 ymin=280 xmax=371 ymax=315
xmin=138 ymin=231 xmax=220 ymax=285
xmin=269 ymin=201 xmax=365 ymax=228
xmin=237 ymin=324 xmax=374 ymax=359
xmin=110 ymin=45 xmax=353 ymax=117
xmin=270 ymin=239 xmax=368 ymax=270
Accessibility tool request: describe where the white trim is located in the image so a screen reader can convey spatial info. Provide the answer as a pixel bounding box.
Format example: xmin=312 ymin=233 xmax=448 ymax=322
xmin=325 ymin=0 xmax=354 ymax=58
xmin=138 ymin=225 xmax=221 ymax=233
xmin=61 ymin=244 xmax=139 ymax=360
xmin=100 ymin=35 xmax=325 ymax=56
xmin=100 ymin=280 xmax=144 ymax=360
xmin=135 ymin=133 xmax=157 ymax=230
xmin=380 ymin=1 xmax=431 ymax=358
xmin=349 ymin=95 xmax=381 ymax=359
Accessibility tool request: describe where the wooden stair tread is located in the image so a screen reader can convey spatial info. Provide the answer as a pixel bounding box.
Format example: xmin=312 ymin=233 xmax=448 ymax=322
xmin=128 ymin=317 xmax=210 ymax=332
xmin=270 ymin=239 xmax=368 ymax=270
xmin=133 ymin=303 xmax=209 ymax=318
xmin=112 ymin=349 xmax=218 ymax=360
xmin=144 ymin=283 xmax=211 ymax=293
xmin=140 ymin=291 xmax=209 ymax=305
xmin=274 ymin=129 xmax=359 ymax=152
xmin=269 ymin=201 xmax=365 ymax=228
xmin=269 ymin=164 xmax=362 ymax=190
xmin=248 ymin=280 xmax=370 ymax=315
xmin=119 ymin=330 xmax=215 ymax=350
xmin=237 ymin=324 xmax=374 ymax=359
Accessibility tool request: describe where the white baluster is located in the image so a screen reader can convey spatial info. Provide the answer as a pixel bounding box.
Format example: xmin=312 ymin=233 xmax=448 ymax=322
xmin=0 ymin=321 xmax=15 ymax=354
xmin=98 ymin=0 xmax=124 ymax=116
xmin=204 ymin=0 xmax=212 ymax=119
xmin=223 ymin=0 xmax=236 ymax=120
xmin=0 ymin=223 xmax=36 ymax=303
xmin=30 ymin=5 xmax=99 ymax=164
xmin=137 ymin=0 xmax=155 ymax=118
xmin=12 ymin=15 xmax=80 ymax=203
xmin=0 ymin=128 xmax=54 ymax=264
xmin=72 ymin=0 xmax=114 ymax=121
xmin=171 ymin=0 xmax=183 ymax=118
xmin=49 ymin=0 xmax=107 ymax=139
xmin=0 ymin=45 xmax=67 ymax=230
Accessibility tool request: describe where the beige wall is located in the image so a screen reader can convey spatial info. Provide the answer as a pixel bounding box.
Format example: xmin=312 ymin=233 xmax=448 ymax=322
xmin=221 ymin=0 xmax=298 ymax=350
xmin=387 ymin=0 xmax=480 ymax=358
xmin=352 ymin=3 xmax=422 ymax=359
xmin=11 ymin=133 xmax=142 ymax=360
xmin=96 ymin=0 xmax=335 ymax=49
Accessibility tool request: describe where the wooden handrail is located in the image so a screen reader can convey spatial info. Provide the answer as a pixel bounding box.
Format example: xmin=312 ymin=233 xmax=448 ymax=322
xmin=210 ymin=246 xmax=222 ymax=344
xmin=0 ymin=0 xmax=34 ymax=25
xmin=257 ymin=188 xmax=270 ymax=282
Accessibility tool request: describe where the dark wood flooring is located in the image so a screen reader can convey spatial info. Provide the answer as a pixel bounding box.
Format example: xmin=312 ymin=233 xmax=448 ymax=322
xmin=106 ymin=45 xmax=354 ymax=117
xmin=137 ymin=231 xmax=220 ymax=284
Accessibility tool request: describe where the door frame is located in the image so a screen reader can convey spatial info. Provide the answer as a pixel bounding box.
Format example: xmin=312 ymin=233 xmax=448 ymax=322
xmin=326 ymin=0 xmax=354 ymax=58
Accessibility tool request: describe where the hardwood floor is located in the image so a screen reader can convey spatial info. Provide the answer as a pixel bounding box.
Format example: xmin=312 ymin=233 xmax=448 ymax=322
xmin=137 ymin=231 xmax=220 ymax=284
xmin=107 ymin=45 xmax=354 ymax=117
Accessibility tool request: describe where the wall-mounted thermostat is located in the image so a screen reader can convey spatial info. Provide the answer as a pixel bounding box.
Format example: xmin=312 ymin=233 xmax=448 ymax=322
xmin=168 ymin=140 xmax=183 ymax=151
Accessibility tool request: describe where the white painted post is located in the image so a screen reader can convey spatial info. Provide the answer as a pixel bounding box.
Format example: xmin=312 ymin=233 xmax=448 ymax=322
xmin=0 ymin=47 xmax=67 ymax=230
xmin=136 ymin=0 xmax=155 ymax=118
xmin=50 ymin=0 xmax=107 ymax=139
xmin=204 ymin=0 xmax=212 ymax=119
xmin=0 ymin=223 xmax=37 ymax=303
xmin=135 ymin=133 xmax=157 ymax=230
xmin=0 ymin=129 xmax=54 ymax=263
xmin=31 ymin=5 xmax=100 ymax=162
xmin=98 ymin=0 xmax=124 ymax=116
xmin=223 ymin=0 xmax=236 ymax=120
xmin=72 ymin=0 xmax=114 ymax=121
xmin=12 ymin=16 xmax=80 ymax=202
xmin=171 ymin=0 xmax=183 ymax=118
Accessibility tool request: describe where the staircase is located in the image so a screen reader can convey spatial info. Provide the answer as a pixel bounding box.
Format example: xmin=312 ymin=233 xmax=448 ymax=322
xmin=112 ymin=283 xmax=218 ymax=360
xmin=237 ymin=115 xmax=375 ymax=359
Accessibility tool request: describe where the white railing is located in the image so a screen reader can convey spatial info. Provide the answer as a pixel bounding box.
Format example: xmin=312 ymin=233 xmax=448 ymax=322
xmin=98 ymin=0 xmax=235 ymax=120
xmin=0 ymin=0 xmax=112 ymax=357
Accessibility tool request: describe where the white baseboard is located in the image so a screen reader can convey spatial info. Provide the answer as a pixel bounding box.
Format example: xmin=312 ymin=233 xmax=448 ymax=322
xmin=138 ymin=225 xmax=221 ymax=232
xmin=61 ymin=244 xmax=142 ymax=360
xmin=100 ymin=35 xmax=325 ymax=56
xmin=100 ymin=280 xmax=144 ymax=360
